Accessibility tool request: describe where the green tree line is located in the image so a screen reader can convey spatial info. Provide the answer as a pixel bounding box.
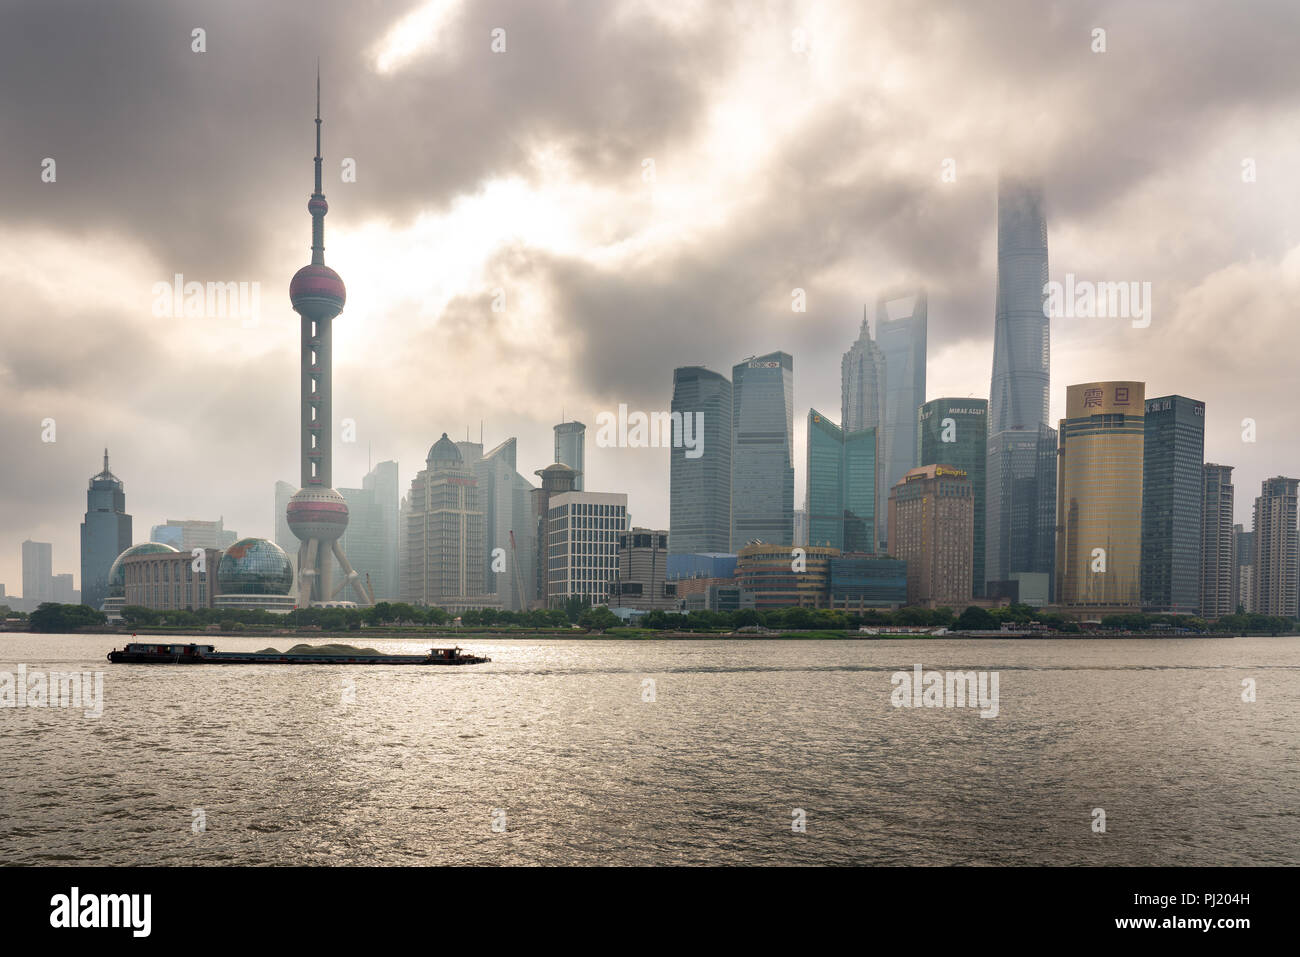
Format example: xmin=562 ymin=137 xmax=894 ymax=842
xmin=18 ymin=600 xmax=1298 ymax=636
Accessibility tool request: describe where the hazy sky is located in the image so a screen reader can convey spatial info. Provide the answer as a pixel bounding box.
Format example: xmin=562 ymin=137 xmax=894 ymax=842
xmin=2 ymin=0 xmax=1298 ymax=593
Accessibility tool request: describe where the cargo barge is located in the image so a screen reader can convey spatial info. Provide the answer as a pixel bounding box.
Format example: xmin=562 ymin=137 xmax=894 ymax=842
xmin=107 ymin=642 xmax=490 ymax=665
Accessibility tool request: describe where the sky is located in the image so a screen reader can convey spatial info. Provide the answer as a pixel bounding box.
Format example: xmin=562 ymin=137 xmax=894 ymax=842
xmin=1 ymin=0 xmax=1298 ymax=594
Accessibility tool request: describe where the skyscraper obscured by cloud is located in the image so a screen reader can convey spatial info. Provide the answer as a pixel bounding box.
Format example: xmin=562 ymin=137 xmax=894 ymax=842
xmin=457 ymin=439 xmax=534 ymax=611
xmin=989 ymin=179 xmax=1050 ymax=436
xmin=79 ymin=450 xmax=131 ymax=611
xmin=874 ymin=290 xmax=927 ymax=550
xmin=985 ymin=178 xmax=1055 ymax=597
xmin=335 ymin=460 xmax=399 ymax=602
xmin=669 ymin=366 xmax=732 ymax=555
xmin=731 ymin=352 xmax=793 ymax=550
xmin=150 ymin=518 xmax=237 ymax=552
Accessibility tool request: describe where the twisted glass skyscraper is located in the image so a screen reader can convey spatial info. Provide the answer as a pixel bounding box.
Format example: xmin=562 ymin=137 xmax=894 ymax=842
xmin=989 ymin=179 xmax=1050 ymax=435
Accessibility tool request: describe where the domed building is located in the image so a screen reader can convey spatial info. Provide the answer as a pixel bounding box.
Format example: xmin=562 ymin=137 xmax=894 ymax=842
xmin=214 ymin=538 xmax=296 ymax=613
xmin=102 ymin=542 xmax=179 ymax=617
xmin=399 ymin=433 xmax=497 ymax=612
xmin=426 ymin=433 xmax=462 ymax=468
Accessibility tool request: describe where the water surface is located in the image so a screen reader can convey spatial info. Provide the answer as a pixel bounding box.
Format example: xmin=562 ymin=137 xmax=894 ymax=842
xmin=1 ymin=635 xmax=1294 ymax=865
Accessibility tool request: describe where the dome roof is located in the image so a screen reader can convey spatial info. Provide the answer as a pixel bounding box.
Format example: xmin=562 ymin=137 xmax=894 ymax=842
xmin=218 ymin=538 xmax=294 ymax=596
xmin=107 ymin=542 xmax=180 ymax=597
xmin=427 ymin=432 xmax=462 ymax=466
xmin=533 ymin=462 xmax=579 ymax=491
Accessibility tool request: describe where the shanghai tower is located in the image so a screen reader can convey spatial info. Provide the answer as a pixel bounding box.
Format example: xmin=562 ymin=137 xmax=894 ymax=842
xmin=989 ymin=178 xmax=1050 ymax=434
xmin=285 ymin=72 xmax=370 ymax=607
xmin=984 ymin=177 xmax=1056 ymax=598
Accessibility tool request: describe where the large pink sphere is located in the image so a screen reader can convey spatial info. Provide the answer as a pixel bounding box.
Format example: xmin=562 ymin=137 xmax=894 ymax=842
xmin=286 ymin=487 xmax=349 ymax=543
xmin=290 ymin=264 xmax=346 ymax=321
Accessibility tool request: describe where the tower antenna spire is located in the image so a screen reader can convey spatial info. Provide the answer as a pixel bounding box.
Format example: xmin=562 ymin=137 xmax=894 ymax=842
xmin=310 ymin=61 xmax=326 ymax=264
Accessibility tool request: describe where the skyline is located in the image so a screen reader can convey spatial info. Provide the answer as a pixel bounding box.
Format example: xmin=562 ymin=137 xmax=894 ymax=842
xmin=4 ymin=1 xmax=1300 ymax=591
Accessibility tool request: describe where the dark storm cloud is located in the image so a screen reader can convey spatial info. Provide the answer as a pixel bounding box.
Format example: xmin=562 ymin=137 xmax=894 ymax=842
xmin=0 ymin=0 xmax=730 ymax=277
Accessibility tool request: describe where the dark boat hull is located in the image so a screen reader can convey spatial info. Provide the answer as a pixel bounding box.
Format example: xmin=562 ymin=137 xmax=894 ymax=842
xmin=107 ymin=650 xmax=489 ymax=666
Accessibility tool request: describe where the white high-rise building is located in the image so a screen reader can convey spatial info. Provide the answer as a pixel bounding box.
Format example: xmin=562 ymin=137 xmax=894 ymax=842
xmin=546 ymin=491 xmax=628 ymax=607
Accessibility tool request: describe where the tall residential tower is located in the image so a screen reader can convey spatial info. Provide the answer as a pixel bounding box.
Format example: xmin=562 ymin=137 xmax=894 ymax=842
xmin=1251 ymin=477 xmax=1299 ymax=618
xmin=1200 ymin=464 xmax=1236 ymax=620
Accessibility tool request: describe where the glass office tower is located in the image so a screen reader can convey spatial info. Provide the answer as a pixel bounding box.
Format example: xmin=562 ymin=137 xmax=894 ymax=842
xmin=985 ymin=425 xmax=1057 ymax=593
xmin=731 ymin=352 xmax=794 ymax=549
xmin=806 ymin=409 xmax=877 ymax=551
xmin=1140 ymin=395 xmax=1205 ymax=614
xmin=669 ymin=366 xmax=733 ymax=554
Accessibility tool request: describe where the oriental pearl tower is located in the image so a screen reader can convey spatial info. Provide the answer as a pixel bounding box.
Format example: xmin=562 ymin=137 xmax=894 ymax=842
xmin=285 ymin=71 xmax=369 ymax=607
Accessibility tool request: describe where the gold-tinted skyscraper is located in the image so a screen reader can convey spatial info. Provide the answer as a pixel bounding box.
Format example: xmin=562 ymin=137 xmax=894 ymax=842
xmin=1055 ymin=382 xmax=1145 ymax=609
